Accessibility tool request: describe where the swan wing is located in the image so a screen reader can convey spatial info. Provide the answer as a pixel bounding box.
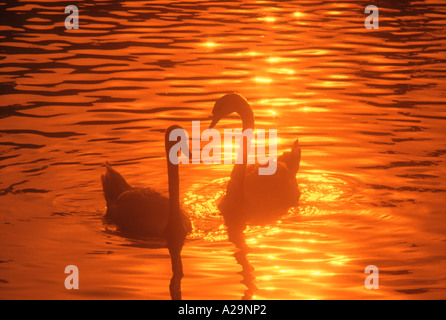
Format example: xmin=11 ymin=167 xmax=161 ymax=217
xmin=101 ymin=162 xmax=132 ymax=208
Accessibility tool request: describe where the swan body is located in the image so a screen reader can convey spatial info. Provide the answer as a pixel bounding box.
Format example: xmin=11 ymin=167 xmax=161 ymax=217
xmin=102 ymin=167 xmax=166 ymax=238
xmin=209 ymin=93 xmax=300 ymax=299
xmin=211 ymin=93 xmax=301 ymax=223
xmin=101 ymin=140 xmax=191 ymax=239
xmin=243 ymin=138 xmax=301 ymax=213
xmin=102 ymin=125 xmax=192 ymax=300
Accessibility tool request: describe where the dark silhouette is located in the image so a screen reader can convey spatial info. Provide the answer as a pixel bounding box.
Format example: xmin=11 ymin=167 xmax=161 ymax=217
xmin=101 ymin=125 xmax=191 ymax=300
xmin=209 ymin=93 xmax=301 ymax=299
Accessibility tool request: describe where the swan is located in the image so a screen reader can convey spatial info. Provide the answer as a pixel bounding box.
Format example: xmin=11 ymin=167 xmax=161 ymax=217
xmin=101 ymin=125 xmax=192 ymax=300
xmin=208 ymin=93 xmax=300 ymax=299
xmin=209 ymin=92 xmax=301 ymax=228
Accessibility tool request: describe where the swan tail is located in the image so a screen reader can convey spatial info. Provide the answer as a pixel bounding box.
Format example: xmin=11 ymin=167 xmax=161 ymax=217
xmin=101 ymin=162 xmax=132 ymax=208
xmin=278 ymin=138 xmax=301 ymax=176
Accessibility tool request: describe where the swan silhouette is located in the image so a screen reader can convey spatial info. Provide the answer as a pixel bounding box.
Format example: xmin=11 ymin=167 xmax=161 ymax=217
xmin=209 ymin=92 xmax=301 ymax=243
xmin=101 ymin=125 xmax=192 ymax=300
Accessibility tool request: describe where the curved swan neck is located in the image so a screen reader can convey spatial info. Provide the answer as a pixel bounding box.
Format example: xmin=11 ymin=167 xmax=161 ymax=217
xmin=212 ymin=93 xmax=255 ymax=131
xmin=238 ymin=105 xmax=255 ymax=131
xmin=234 ymin=97 xmax=254 ymax=163
xmin=229 ymin=93 xmax=254 ymax=131
xmin=164 ymin=125 xmax=186 ymax=301
xmin=167 ymin=160 xmax=180 ymax=213
xmin=230 ymin=96 xmax=253 ymax=187
xmin=211 ymin=93 xmax=255 ymax=199
xmin=165 ymin=126 xmax=182 ymax=216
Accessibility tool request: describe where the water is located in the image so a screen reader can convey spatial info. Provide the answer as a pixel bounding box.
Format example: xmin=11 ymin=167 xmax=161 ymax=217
xmin=1 ymin=0 xmax=445 ymax=299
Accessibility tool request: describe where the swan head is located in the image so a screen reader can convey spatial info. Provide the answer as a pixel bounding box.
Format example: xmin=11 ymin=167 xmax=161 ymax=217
xmin=209 ymin=92 xmax=254 ymax=129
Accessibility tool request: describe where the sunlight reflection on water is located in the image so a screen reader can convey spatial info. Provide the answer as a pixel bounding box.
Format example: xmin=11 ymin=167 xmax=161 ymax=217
xmin=0 ymin=0 xmax=445 ymax=299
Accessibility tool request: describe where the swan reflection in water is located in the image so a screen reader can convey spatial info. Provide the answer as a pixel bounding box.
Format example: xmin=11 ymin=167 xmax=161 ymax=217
xmin=210 ymin=93 xmax=301 ymax=299
xmin=101 ymin=125 xmax=191 ymax=300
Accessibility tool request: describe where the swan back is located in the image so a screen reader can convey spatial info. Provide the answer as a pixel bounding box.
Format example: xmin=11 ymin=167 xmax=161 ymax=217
xmin=277 ymin=139 xmax=301 ymax=176
xmin=101 ymin=161 xmax=132 ymax=209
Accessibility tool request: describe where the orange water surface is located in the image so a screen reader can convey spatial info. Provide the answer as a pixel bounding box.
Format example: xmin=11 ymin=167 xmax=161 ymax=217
xmin=0 ymin=0 xmax=445 ymax=299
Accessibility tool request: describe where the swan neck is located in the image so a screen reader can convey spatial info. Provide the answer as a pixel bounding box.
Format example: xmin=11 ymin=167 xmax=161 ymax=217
xmin=229 ymin=106 xmax=253 ymax=187
xmin=167 ymin=160 xmax=180 ymax=215
xmin=165 ymin=127 xmax=182 ymax=219
xmin=239 ymin=104 xmax=253 ymax=163
xmin=239 ymin=108 xmax=254 ymax=131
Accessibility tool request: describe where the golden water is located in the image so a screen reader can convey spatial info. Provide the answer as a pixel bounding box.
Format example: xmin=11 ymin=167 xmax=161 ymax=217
xmin=0 ymin=0 xmax=445 ymax=299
